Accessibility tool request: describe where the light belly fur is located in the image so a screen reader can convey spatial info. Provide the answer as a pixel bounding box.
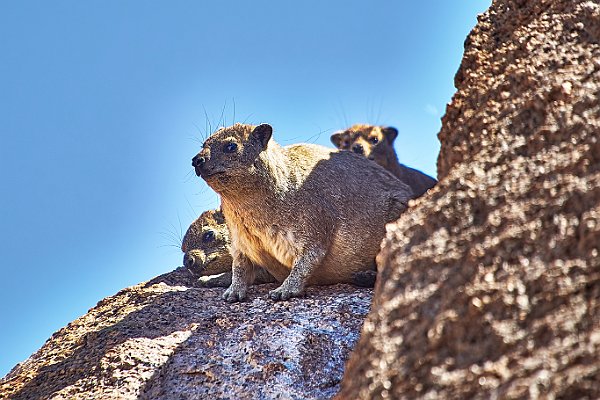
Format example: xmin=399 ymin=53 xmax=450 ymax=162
xmin=230 ymin=220 xmax=297 ymax=279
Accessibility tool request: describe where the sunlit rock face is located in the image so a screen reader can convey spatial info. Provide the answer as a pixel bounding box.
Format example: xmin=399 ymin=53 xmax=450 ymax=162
xmin=338 ymin=0 xmax=600 ymax=398
xmin=1 ymin=268 xmax=372 ymax=400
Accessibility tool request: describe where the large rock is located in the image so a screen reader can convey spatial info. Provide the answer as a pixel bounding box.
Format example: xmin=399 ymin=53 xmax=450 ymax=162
xmin=338 ymin=0 xmax=600 ymax=398
xmin=0 ymin=268 xmax=371 ymax=400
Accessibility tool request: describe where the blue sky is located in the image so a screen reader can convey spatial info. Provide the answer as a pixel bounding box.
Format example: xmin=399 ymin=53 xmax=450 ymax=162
xmin=0 ymin=1 xmax=490 ymax=377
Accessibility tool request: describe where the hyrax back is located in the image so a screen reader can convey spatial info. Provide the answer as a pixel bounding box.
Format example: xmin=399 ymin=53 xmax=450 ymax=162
xmin=181 ymin=209 xmax=274 ymax=287
xmin=331 ymin=124 xmax=437 ymax=197
xmin=192 ymin=123 xmax=413 ymax=302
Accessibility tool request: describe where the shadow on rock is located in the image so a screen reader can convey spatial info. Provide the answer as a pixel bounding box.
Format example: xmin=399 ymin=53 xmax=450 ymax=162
xmin=1 ymin=268 xmax=372 ymax=400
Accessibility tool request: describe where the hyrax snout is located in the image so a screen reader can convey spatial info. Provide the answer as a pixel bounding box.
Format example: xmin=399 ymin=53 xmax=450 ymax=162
xmin=331 ymin=124 xmax=437 ymax=197
xmin=193 ymin=123 xmax=413 ymax=302
xmin=183 ymin=250 xmax=205 ymax=270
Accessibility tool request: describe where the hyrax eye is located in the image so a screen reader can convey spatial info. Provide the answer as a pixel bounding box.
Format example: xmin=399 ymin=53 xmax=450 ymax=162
xmin=224 ymin=142 xmax=238 ymax=153
xmin=202 ymin=231 xmax=215 ymax=242
xmin=369 ymin=137 xmax=379 ymax=144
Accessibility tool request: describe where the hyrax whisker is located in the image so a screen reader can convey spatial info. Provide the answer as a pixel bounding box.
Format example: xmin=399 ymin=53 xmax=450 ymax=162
xmin=218 ymin=100 xmax=227 ymax=129
xmin=241 ymin=113 xmax=254 ymax=125
xmin=232 ymin=97 xmax=236 ymax=127
xmin=375 ymin=97 xmax=384 ymax=125
xmin=202 ymin=105 xmax=213 ymax=137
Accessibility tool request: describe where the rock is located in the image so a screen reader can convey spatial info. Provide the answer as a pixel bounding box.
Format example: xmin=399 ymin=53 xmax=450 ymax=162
xmin=0 ymin=269 xmax=372 ymax=400
xmin=338 ymin=0 xmax=600 ymax=399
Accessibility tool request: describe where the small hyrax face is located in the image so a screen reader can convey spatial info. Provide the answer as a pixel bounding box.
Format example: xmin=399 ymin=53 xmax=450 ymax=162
xmin=191 ymin=123 xmax=273 ymax=190
xmin=330 ymin=124 xmax=398 ymax=163
xmin=181 ymin=209 xmax=233 ymax=276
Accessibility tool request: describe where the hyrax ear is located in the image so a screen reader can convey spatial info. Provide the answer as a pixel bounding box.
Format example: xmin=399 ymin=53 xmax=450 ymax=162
xmin=330 ymin=131 xmax=344 ymax=148
xmin=251 ymin=124 xmax=273 ymax=149
xmin=382 ymin=126 xmax=398 ymax=143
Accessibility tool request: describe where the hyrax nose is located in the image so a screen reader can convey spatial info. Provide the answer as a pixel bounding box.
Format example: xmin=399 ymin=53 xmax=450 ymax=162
xmin=352 ymin=143 xmax=364 ymax=154
xmin=192 ymin=154 xmax=206 ymax=176
xmin=192 ymin=154 xmax=206 ymax=168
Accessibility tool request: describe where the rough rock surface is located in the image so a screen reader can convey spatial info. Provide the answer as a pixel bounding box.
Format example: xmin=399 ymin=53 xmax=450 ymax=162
xmin=1 ymin=268 xmax=371 ymax=400
xmin=338 ymin=0 xmax=600 ymax=399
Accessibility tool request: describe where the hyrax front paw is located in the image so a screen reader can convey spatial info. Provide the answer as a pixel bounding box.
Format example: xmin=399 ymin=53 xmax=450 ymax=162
xmin=222 ymin=285 xmax=247 ymax=302
xmin=269 ymin=284 xmax=304 ymax=301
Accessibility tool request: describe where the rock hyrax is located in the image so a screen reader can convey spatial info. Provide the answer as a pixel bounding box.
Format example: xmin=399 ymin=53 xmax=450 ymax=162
xmin=331 ymin=124 xmax=437 ymax=197
xmin=182 ymin=209 xmax=274 ymax=287
xmin=192 ymin=123 xmax=412 ymax=301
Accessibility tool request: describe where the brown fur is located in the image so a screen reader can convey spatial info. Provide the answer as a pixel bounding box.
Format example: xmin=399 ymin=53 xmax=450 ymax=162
xmin=181 ymin=209 xmax=274 ymax=287
xmin=192 ymin=123 xmax=412 ymax=301
xmin=331 ymin=124 xmax=437 ymax=197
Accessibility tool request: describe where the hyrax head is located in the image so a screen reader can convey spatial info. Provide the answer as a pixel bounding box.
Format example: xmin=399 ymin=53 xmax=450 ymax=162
xmin=181 ymin=209 xmax=233 ymax=276
xmin=330 ymin=124 xmax=398 ymax=165
xmin=191 ymin=123 xmax=273 ymax=191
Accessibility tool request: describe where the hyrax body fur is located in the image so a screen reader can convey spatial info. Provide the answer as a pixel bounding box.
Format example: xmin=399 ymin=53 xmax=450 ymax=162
xmin=331 ymin=124 xmax=437 ymax=197
xmin=181 ymin=209 xmax=274 ymax=287
xmin=192 ymin=123 xmax=412 ymax=302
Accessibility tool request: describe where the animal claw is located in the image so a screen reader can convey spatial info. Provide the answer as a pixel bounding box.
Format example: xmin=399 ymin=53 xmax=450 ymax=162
xmin=268 ymin=285 xmax=303 ymax=301
xmin=222 ymin=285 xmax=246 ymax=302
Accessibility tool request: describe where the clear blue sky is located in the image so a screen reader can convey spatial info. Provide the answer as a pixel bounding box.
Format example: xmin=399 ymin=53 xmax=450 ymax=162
xmin=0 ymin=1 xmax=490 ymax=377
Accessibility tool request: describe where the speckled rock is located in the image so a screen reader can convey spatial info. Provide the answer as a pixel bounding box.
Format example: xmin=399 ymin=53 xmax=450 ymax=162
xmin=1 ymin=268 xmax=371 ymax=400
xmin=338 ymin=0 xmax=600 ymax=399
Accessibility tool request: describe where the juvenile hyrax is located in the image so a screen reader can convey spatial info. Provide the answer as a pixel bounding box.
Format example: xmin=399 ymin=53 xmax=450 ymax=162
xmin=192 ymin=123 xmax=412 ymax=302
xmin=331 ymin=124 xmax=437 ymax=197
xmin=181 ymin=209 xmax=274 ymax=287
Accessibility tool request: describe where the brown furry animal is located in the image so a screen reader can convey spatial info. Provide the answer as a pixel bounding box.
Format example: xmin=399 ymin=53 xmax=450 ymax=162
xmin=181 ymin=209 xmax=274 ymax=287
xmin=331 ymin=124 xmax=437 ymax=197
xmin=192 ymin=123 xmax=412 ymax=302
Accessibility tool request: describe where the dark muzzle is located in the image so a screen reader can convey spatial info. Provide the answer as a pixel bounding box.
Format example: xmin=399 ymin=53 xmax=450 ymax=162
xmin=192 ymin=154 xmax=206 ymax=176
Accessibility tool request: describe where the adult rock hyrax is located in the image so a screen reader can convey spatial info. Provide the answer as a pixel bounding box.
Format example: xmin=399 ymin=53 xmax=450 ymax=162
xmin=181 ymin=209 xmax=274 ymax=287
xmin=191 ymin=123 xmax=413 ymax=302
xmin=331 ymin=124 xmax=437 ymax=197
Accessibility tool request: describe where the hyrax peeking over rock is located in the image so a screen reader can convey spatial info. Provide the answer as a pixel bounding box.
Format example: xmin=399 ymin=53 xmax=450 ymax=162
xmin=331 ymin=124 xmax=437 ymax=197
xmin=192 ymin=123 xmax=412 ymax=302
xmin=181 ymin=208 xmax=274 ymax=287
